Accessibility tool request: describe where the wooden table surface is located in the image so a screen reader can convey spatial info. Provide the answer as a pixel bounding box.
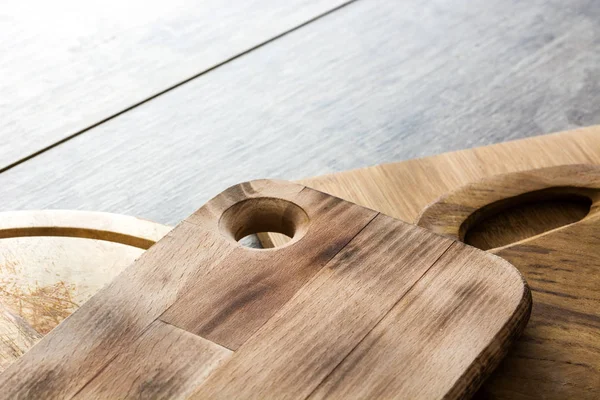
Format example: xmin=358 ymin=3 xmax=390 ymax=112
xmin=2 ymin=0 xmax=600 ymax=224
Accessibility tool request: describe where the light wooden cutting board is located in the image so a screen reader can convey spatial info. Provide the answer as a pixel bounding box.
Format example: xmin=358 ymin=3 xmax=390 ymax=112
xmin=0 ymin=180 xmax=530 ymax=399
xmin=296 ymin=127 xmax=600 ymax=224
xmin=0 ymin=211 xmax=171 ymax=371
xmin=274 ymin=126 xmax=600 ymax=399
xmin=417 ymin=164 xmax=600 ymax=399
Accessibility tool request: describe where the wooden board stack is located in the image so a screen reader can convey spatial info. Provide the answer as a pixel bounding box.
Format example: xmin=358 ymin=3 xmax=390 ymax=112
xmin=282 ymin=127 xmax=600 ymax=399
xmin=0 ymin=180 xmax=530 ymax=399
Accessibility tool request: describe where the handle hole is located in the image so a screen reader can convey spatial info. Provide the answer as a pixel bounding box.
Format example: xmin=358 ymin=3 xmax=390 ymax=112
xmin=219 ymin=197 xmax=309 ymax=249
xmin=461 ymin=187 xmax=596 ymax=250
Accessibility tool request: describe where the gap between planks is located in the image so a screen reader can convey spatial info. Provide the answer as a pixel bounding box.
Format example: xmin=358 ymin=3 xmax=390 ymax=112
xmin=0 ymin=0 xmax=360 ymax=175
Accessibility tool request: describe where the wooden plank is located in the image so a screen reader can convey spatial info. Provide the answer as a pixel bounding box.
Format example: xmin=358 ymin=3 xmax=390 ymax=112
xmin=0 ymin=0 xmax=349 ymax=170
xmin=309 ymin=243 xmax=529 ymax=399
xmin=0 ymin=181 xmax=530 ymax=399
xmin=73 ymin=320 xmax=231 ymax=399
xmin=189 ymin=217 xmax=455 ymax=399
xmin=2 ymin=0 xmax=600 ymax=225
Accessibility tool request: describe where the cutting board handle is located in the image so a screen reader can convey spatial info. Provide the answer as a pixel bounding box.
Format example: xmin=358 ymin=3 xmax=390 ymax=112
xmin=185 ymin=179 xmax=312 ymax=249
xmin=417 ymin=164 xmax=600 ymax=250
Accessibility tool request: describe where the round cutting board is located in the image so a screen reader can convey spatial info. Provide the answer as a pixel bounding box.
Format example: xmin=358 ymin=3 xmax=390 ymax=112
xmin=0 ymin=210 xmax=171 ymax=372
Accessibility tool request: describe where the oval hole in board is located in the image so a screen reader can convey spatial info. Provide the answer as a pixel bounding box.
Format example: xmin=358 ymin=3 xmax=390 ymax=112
xmin=460 ymin=187 xmax=597 ymax=250
xmin=219 ymin=197 xmax=308 ymax=249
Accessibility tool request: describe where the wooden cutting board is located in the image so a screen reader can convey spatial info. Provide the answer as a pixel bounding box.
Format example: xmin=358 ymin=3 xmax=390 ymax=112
xmin=0 ymin=180 xmax=530 ymax=399
xmin=0 ymin=211 xmax=171 ymax=372
xmin=417 ymin=164 xmax=600 ymax=399
xmin=273 ymin=126 xmax=600 ymax=399
xmin=297 ymin=127 xmax=600 ymax=224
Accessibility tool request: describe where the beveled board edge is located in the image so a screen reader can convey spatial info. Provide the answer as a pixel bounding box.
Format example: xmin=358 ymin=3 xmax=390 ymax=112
xmin=0 ymin=210 xmax=172 ymax=249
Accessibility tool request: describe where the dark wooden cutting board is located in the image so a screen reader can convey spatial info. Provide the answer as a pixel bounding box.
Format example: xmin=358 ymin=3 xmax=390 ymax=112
xmin=0 ymin=180 xmax=530 ymax=399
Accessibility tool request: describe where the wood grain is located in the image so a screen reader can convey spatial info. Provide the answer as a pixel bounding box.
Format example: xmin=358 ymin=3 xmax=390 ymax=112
xmin=463 ymin=195 xmax=591 ymax=250
xmin=416 ymin=164 xmax=600 ymax=245
xmin=309 ymin=244 xmax=530 ymax=399
xmin=161 ymin=183 xmax=378 ymax=350
xmin=0 ymin=0 xmax=348 ymax=170
xmin=417 ymin=165 xmax=600 ymax=399
xmin=288 ymin=138 xmax=600 ymax=398
xmin=0 ymin=304 xmax=42 ymax=373
xmin=3 ymin=0 xmax=600 ymax=225
xmin=0 ymin=210 xmax=171 ymax=372
xmin=297 ymin=128 xmax=600 ymax=230
xmin=189 ymin=216 xmax=455 ymax=399
xmin=0 ymin=222 xmax=234 ymax=398
xmin=0 ymin=180 xmax=530 ymax=399
xmin=73 ymin=320 xmax=231 ymax=399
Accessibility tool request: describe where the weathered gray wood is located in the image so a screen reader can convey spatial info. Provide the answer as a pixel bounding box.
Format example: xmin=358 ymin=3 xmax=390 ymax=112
xmin=0 ymin=0 xmax=348 ymax=170
xmin=2 ymin=0 xmax=600 ymax=225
